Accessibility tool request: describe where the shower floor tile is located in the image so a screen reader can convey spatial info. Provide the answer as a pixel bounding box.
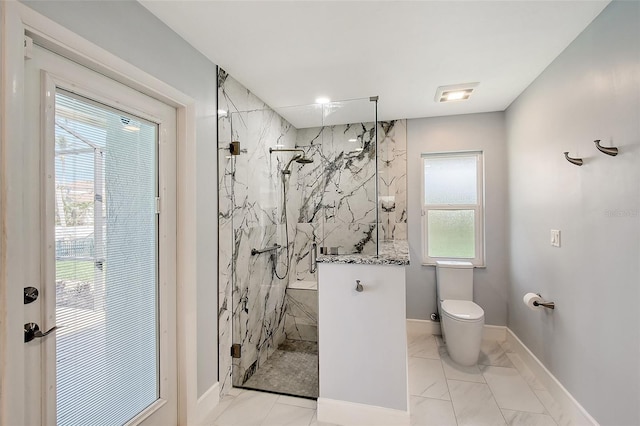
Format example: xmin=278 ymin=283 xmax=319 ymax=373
xmin=278 ymin=339 xmax=318 ymax=354
xmin=242 ymin=340 xmax=318 ymax=399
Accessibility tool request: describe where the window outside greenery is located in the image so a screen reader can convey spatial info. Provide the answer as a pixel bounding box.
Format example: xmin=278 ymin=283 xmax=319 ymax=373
xmin=427 ymin=210 xmax=475 ymax=258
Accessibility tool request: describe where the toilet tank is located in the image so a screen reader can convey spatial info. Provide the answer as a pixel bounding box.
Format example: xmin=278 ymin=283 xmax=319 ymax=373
xmin=436 ymin=261 xmax=474 ymax=301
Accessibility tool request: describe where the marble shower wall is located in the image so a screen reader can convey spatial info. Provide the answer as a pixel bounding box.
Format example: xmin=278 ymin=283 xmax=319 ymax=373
xmin=284 ymin=288 xmax=318 ymax=342
xmin=292 ymin=120 xmax=407 ymax=283
xmin=218 ymin=70 xmax=299 ymax=394
xmin=378 ymin=120 xmax=407 ymax=241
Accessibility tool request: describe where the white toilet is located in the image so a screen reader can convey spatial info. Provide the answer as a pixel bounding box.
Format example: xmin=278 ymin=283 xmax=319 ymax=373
xmin=436 ymin=261 xmax=485 ymax=366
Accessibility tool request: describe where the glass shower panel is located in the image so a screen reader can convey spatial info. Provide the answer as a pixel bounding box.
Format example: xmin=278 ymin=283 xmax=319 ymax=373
xmin=223 ymin=105 xmax=297 ymax=390
xmin=218 ymin=67 xmax=379 ymax=398
xmin=278 ymin=97 xmax=379 ymax=258
xmin=321 ymin=98 xmax=379 ymax=256
xmin=378 ymin=119 xmax=408 ymax=242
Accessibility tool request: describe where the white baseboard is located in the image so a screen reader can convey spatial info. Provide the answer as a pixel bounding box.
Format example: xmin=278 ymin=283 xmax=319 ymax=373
xmin=407 ymin=319 xmax=507 ymax=341
xmin=317 ymin=398 xmax=409 ymax=426
xmin=406 ymin=318 xmax=441 ymax=335
xmin=194 ymin=382 xmax=220 ymax=426
xmin=506 ymin=330 xmax=598 ymax=426
xmin=482 ymin=324 xmax=507 ymax=341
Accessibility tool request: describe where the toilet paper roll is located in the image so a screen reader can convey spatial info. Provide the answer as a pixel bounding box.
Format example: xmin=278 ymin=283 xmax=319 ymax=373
xmin=523 ymin=292 xmax=543 ymax=310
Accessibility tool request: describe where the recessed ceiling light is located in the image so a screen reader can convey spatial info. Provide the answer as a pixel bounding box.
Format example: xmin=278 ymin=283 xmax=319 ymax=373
xmin=315 ymin=97 xmax=330 ymax=104
xmin=444 ymin=90 xmax=469 ymax=101
xmin=435 ymin=83 xmax=479 ymax=103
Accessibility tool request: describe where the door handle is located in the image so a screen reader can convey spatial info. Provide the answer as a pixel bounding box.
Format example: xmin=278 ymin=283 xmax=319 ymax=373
xmin=310 ymin=242 xmax=317 ymax=274
xmin=24 ymin=322 xmax=60 ymax=343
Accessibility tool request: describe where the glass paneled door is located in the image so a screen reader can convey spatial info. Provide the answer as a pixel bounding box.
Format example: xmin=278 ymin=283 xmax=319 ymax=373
xmin=54 ymin=91 xmax=159 ymax=425
xmin=23 ymin=42 xmax=177 ymax=425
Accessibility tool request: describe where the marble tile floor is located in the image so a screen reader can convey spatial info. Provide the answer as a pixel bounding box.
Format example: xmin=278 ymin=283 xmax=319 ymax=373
xmin=407 ymin=324 xmax=564 ymax=426
xmin=211 ymin=326 xmax=568 ymax=426
xmin=242 ymin=340 xmax=318 ymax=399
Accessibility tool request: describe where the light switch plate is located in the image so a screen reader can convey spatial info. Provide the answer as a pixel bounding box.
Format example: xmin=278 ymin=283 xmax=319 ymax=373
xmin=551 ymin=229 xmax=561 ymax=247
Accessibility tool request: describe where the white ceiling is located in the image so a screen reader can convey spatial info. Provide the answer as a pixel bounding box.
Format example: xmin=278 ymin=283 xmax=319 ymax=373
xmin=140 ymin=0 xmax=609 ymax=128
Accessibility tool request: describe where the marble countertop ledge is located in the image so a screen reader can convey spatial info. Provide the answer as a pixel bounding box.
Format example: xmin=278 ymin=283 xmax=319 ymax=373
xmin=316 ymin=240 xmax=409 ymax=266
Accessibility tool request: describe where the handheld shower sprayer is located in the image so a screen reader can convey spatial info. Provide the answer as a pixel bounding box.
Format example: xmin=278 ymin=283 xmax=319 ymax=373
xmin=267 ymin=147 xmax=315 ymax=280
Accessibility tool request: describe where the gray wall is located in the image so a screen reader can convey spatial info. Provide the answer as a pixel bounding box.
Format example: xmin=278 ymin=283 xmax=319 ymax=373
xmin=406 ymin=112 xmax=509 ymax=325
xmin=22 ymin=0 xmax=219 ymax=397
xmin=505 ymin=2 xmax=640 ymax=425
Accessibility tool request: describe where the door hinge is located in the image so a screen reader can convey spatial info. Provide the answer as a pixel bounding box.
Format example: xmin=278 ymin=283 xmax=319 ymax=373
xmin=231 ymin=343 xmax=241 ymax=359
xmin=24 ymin=36 xmax=33 ymax=59
xmin=155 ymin=197 xmax=161 ymax=214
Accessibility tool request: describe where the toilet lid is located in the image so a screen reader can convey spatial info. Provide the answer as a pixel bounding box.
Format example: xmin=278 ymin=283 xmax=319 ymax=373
xmin=442 ymin=300 xmax=484 ymax=321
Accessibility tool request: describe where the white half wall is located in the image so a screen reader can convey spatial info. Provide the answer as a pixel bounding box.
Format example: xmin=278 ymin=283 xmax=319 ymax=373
xmin=317 ymin=398 xmax=409 ymax=426
xmin=505 ymin=2 xmax=640 ymax=424
xmin=318 ymin=263 xmax=408 ymax=413
xmin=406 ymin=112 xmax=509 ymax=325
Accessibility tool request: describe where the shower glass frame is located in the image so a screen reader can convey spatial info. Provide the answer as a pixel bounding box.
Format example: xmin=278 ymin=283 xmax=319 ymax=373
xmin=218 ymin=93 xmax=380 ymax=397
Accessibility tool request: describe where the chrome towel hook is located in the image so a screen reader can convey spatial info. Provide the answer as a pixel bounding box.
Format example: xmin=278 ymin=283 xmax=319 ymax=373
xmin=355 ymin=280 xmax=363 ymax=292
xmin=564 ymin=152 xmax=583 ymax=166
xmin=594 ymin=139 xmax=618 ymax=156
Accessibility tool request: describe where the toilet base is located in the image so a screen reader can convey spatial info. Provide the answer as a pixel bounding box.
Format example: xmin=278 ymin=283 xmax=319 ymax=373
xmin=442 ymin=315 xmax=484 ymax=367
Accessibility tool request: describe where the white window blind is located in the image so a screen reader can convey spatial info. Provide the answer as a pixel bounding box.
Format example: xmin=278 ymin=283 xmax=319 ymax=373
xmin=55 ymin=90 xmax=159 ymax=425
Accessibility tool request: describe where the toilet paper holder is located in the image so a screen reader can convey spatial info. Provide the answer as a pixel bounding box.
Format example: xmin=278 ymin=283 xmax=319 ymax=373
xmin=534 ymin=294 xmax=555 ymax=310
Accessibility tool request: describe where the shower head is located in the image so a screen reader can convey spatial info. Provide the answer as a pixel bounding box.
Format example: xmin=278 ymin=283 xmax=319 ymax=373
xmin=295 ymin=156 xmax=314 ymax=164
xmin=270 ymin=147 xmax=314 ymax=174
xmin=282 ymin=154 xmax=314 ymax=175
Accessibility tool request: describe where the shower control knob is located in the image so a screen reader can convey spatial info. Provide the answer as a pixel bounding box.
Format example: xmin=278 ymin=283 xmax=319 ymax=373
xmin=355 ymin=280 xmax=363 ymax=292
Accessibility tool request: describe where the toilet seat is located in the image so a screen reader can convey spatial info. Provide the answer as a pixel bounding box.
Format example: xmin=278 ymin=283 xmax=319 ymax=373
xmin=441 ymin=299 xmax=484 ymax=322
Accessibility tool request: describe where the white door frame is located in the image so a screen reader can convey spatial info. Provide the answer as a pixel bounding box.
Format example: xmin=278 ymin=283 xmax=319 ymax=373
xmin=37 ymin=61 xmax=177 ymax=425
xmin=0 ymin=3 xmax=200 ymax=425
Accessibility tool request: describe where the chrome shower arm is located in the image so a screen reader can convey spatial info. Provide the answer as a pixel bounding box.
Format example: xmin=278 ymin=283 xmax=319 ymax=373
xmin=269 ymin=147 xmax=305 ymax=155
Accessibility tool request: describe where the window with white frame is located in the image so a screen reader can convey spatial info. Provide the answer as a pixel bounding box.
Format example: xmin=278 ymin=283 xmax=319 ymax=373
xmin=421 ymin=151 xmax=484 ymax=266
